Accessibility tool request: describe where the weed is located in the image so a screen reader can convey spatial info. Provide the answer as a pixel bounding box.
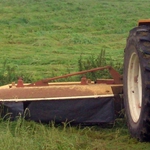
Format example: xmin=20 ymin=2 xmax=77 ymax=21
xmin=78 ymin=50 xmax=123 ymax=81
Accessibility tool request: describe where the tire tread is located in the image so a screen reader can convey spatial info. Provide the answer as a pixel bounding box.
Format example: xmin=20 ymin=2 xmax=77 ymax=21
xmin=124 ymin=25 xmax=150 ymax=141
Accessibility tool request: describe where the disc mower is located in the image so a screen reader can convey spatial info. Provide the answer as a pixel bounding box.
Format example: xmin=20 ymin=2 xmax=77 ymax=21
xmin=0 ymin=19 xmax=150 ymax=141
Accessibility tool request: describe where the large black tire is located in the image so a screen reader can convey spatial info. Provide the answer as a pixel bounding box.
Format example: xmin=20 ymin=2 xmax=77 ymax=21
xmin=124 ymin=25 xmax=150 ymax=141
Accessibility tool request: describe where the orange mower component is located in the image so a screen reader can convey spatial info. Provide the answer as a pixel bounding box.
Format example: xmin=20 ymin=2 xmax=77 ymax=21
xmin=0 ymin=66 xmax=123 ymax=125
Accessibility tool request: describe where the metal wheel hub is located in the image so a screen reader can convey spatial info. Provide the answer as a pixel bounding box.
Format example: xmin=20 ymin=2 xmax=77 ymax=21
xmin=127 ymin=52 xmax=142 ymax=123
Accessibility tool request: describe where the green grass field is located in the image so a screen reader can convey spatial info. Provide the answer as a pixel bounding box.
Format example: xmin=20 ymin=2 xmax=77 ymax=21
xmin=1 ymin=0 xmax=150 ymax=149
xmin=1 ymin=0 xmax=149 ymax=81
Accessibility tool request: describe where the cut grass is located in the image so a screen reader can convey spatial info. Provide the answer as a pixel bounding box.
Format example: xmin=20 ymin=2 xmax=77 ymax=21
xmin=1 ymin=0 xmax=150 ymax=80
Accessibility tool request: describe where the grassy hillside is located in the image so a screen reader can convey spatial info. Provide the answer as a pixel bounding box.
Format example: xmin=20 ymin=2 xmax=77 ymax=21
xmin=1 ymin=0 xmax=150 ymax=149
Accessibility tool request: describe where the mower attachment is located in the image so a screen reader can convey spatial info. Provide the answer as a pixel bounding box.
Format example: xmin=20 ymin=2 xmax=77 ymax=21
xmin=0 ymin=66 xmax=123 ymax=124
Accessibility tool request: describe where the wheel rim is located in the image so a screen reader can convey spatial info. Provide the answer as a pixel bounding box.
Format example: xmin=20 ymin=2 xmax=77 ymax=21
xmin=127 ymin=52 xmax=142 ymax=123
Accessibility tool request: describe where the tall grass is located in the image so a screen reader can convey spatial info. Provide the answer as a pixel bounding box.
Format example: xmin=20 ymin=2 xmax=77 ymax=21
xmin=0 ymin=117 xmax=149 ymax=150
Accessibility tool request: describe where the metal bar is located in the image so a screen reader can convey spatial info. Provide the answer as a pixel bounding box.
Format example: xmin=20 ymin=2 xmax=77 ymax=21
xmin=0 ymin=94 xmax=115 ymax=102
xmin=28 ymin=66 xmax=122 ymax=86
xmin=108 ymin=67 xmax=122 ymax=84
xmin=96 ymin=79 xmax=115 ymax=84
xmin=29 ymin=66 xmax=111 ymax=86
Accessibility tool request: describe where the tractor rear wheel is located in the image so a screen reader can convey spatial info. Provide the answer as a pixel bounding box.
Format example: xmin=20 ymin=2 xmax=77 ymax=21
xmin=124 ymin=25 xmax=150 ymax=141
